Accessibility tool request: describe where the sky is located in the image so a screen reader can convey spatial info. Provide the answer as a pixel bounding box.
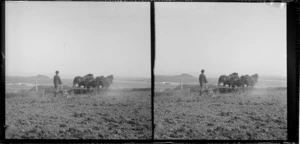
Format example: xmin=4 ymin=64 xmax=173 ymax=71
xmin=155 ymin=3 xmax=286 ymax=78
xmin=6 ymin=2 xmax=150 ymax=79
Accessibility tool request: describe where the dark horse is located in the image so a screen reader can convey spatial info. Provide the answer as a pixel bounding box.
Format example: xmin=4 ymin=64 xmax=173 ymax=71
xmin=218 ymin=73 xmax=259 ymax=93
xmin=240 ymin=74 xmax=259 ymax=88
xmin=85 ymin=75 xmax=114 ymax=94
xmin=86 ymin=76 xmax=104 ymax=94
xmin=73 ymin=76 xmax=85 ymax=87
xmin=228 ymin=72 xmax=244 ymax=93
xmin=73 ymin=74 xmax=95 ymax=93
xmin=99 ymin=75 xmax=114 ymax=94
xmin=218 ymin=75 xmax=231 ymax=86
xmin=239 ymin=75 xmax=252 ymax=87
xmin=250 ymin=74 xmax=259 ymax=86
xmin=228 ymin=72 xmax=239 ymax=88
xmin=232 ymin=73 xmax=259 ymax=93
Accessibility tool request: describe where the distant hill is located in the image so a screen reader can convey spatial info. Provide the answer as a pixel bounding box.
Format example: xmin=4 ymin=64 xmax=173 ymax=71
xmin=28 ymin=75 xmax=50 ymax=79
xmin=155 ymin=73 xmax=197 ymax=83
xmin=155 ymin=73 xmax=219 ymax=84
xmin=6 ymin=75 xmax=73 ymax=85
xmin=5 ymin=75 xmax=150 ymax=86
xmin=175 ymin=73 xmax=194 ymax=78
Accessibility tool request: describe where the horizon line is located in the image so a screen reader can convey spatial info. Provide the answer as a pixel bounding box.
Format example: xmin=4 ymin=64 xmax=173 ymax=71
xmin=5 ymin=75 xmax=151 ymax=79
xmin=155 ymin=73 xmax=287 ymax=78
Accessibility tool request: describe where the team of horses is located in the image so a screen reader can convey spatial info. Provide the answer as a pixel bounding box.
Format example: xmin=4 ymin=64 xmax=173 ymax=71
xmin=73 ymin=74 xmax=114 ymax=94
xmin=72 ymin=73 xmax=257 ymax=94
xmin=218 ymin=73 xmax=259 ymax=93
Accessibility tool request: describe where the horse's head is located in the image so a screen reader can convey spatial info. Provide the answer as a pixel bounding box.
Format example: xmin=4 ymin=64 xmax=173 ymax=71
xmin=252 ymin=74 xmax=258 ymax=79
xmin=218 ymin=75 xmax=227 ymax=85
xmin=107 ymin=75 xmax=114 ymax=84
xmin=251 ymin=74 xmax=259 ymax=83
xmin=229 ymin=73 xmax=239 ymax=82
xmin=74 ymin=76 xmax=83 ymax=82
xmin=83 ymin=74 xmax=94 ymax=83
xmin=230 ymin=72 xmax=238 ymax=76
xmin=86 ymin=73 xmax=93 ymax=77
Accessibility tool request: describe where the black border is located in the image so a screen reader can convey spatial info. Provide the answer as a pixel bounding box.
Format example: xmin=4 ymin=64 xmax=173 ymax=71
xmin=287 ymin=1 xmax=299 ymax=143
xmin=1 ymin=0 xmax=299 ymax=143
xmin=151 ymin=0 xmax=155 ymax=141
xmin=1 ymin=0 xmax=5 ymax=143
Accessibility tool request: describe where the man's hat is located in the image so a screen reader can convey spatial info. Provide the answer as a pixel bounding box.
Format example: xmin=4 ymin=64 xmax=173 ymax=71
xmin=201 ymin=69 xmax=205 ymax=72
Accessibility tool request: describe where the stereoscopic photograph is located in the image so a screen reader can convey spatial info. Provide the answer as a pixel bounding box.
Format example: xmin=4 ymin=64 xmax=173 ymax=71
xmin=154 ymin=3 xmax=287 ymax=140
xmin=5 ymin=2 xmax=151 ymax=139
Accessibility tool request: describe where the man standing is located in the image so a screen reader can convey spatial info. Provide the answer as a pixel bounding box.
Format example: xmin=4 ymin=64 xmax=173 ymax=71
xmin=53 ymin=70 xmax=62 ymax=96
xmin=199 ymin=69 xmax=208 ymax=96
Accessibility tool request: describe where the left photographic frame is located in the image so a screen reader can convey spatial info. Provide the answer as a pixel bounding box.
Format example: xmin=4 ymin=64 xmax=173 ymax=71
xmin=5 ymin=1 xmax=151 ymax=140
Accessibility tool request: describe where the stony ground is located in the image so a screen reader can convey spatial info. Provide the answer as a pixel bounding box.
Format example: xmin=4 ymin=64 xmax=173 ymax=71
xmin=154 ymin=87 xmax=287 ymax=140
xmin=6 ymin=88 xmax=151 ymax=139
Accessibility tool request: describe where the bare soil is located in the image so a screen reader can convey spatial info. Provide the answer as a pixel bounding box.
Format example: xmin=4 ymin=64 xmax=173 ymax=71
xmin=154 ymin=87 xmax=287 ymax=140
xmin=5 ymin=87 xmax=151 ymax=139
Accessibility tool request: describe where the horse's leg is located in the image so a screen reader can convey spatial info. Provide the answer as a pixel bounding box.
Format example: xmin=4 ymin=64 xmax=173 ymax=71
xmin=99 ymin=87 xmax=102 ymax=95
xmin=90 ymin=87 xmax=93 ymax=95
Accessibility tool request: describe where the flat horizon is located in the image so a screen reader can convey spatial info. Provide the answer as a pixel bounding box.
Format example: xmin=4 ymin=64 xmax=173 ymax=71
xmin=155 ymin=73 xmax=286 ymax=79
xmin=5 ymin=74 xmax=151 ymax=80
xmin=6 ymin=73 xmax=286 ymax=80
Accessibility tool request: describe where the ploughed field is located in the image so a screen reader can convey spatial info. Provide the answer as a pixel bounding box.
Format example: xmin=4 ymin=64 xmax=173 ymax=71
xmin=154 ymin=86 xmax=287 ymax=140
xmin=5 ymin=86 xmax=151 ymax=139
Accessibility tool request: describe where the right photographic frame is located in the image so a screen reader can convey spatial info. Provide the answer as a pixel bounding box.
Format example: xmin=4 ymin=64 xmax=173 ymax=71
xmin=153 ymin=2 xmax=294 ymax=140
